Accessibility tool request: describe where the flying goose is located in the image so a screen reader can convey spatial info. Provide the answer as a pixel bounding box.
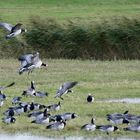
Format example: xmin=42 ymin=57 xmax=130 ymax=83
xmin=81 ymin=118 xmax=96 ymax=131
xmin=18 ymin=52 xmax=48 ymax=75
xmin=18 ymin=54 xmax=34 ymax=67
xmin=0 ymin=22 xmax=27 ymax=39
xmin=55 ymin=81 xmax=78 ymax=100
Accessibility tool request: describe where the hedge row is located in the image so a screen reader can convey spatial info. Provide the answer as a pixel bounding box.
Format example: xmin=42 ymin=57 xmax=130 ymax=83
xmin=0 ymin=17 xmax=140 ymax=60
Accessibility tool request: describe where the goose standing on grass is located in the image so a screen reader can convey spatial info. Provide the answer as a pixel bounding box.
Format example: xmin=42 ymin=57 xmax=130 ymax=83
xmin=12 ymin=96 xmax=22 ymax=104
xmin=8 ymin=105 xmax=28 ymax=115
xmin=87 ymin=94 xmax=94 ymax=103
xmin=18 ymin=52 xmax=48 ymax=75
xmin=124 ymin=113 xmax=139 ymax=124
xmin=28 ymin=102 xmax=45 ymax=111
xmin=28 ymin=108 xmax=49 ymax=120
xmin=46 ymin=101 xmax=61 ymax=112
xmin=0 ymin=22 xmax=27 ymax=39
xmin=124 ymin=124 xmax=140 ymax=132
xmin=81 ymin=117 xmax=96 ymax=131
xmin=96 ymin=125 xmax=119 ymax=135
xmin=2 ymin=116 xmax=16 ymax=124
xmin=106 ymin=110 xmax=129 ymax=118
xmin=50 ymin=113 xmax=78 ymax=122
xmin=55 ymin=81 xmax=78 ymax=100
xmin=31 ymin=116 xmax=50 ymax=125
xmin=107 ymin=115 xmax=129 ymax=125
xmin=46 ymin=120 xmax=66 ymax=130
xmin=60 ymin=112 xmax=78 ymax=121
xmin=4 ymin=108 xmax=15 ymax=117
xmin=51 ymin=113 xmax=78 ymax=121
xmin=22 ymin=81 xmax=36 ymax=96
xmin=33 ymin=91 xmax=49 ymax=98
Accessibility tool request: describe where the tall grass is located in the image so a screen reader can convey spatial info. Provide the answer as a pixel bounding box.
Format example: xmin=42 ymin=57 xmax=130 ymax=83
xmin=25 ymin=17 xmax=140 ymax=60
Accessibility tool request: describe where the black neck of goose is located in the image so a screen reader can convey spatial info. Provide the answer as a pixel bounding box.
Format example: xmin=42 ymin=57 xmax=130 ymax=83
xmin=21 ymin=28 xmax=26 ymax=33
xmin=24 ymin=105 xmax=28 ymax=112
xmin=31 ymin=81 xmax=35 ymax=90
xmin=123 ymin=119 xmax=129 ymax=124
xmin=72 ymin=113 xmax=76 ymax=118
xmin=114 ymin=126 xmax=118 ymax=131
xmin=91 ymin=118 xmax=94 ymax=124
xmin=30 ymin=103 xmax=34 ymax=110
xmin=41 ymin=63 xmax=47 ymax=67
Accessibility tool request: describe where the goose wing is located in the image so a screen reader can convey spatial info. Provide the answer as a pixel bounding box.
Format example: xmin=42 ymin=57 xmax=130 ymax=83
xmin=0 ymin=82 xmax=15 ymax=91
xmin=63 ymin=81 xmax=78 ymax=90
xmin=18 ymin=54 xmax=34 ymax=67
xmin=0 ymin=22 xmax=13 ymax=31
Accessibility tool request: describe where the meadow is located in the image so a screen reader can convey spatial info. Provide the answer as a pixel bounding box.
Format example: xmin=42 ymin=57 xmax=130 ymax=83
xmin=0 ymin=0 xmax=140 ymax=24
xmin=0 ymin=0 xmax=140 ymax=138
xmin=0 ymin=59 xmax=140 ymax=138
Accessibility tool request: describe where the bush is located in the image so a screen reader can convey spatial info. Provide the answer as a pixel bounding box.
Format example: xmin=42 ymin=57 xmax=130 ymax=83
xmin=25 ymin=17 xmax=140 ymax=60
xmin=1 ymin=17 xmax=140 ymax=60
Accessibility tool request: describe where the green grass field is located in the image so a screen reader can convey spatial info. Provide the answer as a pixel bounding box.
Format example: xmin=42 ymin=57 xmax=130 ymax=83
xmin=0 ymin=0 xmax=140 ymax=138
xmin=1 ymin=0 xmax=140 ymax=24
xmin=0 ymin=59 xmax=140 ymax=138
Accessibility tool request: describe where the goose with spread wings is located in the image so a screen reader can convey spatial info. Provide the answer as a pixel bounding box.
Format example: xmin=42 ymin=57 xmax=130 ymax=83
xmin=0 ymin=22 xmax=27 ymax=39
xmin=55 ymin=81 xmax=78 ymax=100
xmin=18 ymin=52 xmax=48 ymax=74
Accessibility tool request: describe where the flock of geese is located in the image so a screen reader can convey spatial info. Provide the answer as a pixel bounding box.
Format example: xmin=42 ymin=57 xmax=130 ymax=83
xmin=0 ymin=22 xmax=140 ymax=135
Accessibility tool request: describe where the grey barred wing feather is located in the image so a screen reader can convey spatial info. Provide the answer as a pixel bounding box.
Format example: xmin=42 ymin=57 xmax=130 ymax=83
xmin=0 ymin=22 xmax=13 ymax=31
xmin=18 ymin=54 xmax=34 ymax=67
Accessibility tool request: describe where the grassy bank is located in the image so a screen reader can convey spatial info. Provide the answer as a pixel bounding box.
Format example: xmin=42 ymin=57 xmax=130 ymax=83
xmin=0 ymin=59 xmax=140 ymax=137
